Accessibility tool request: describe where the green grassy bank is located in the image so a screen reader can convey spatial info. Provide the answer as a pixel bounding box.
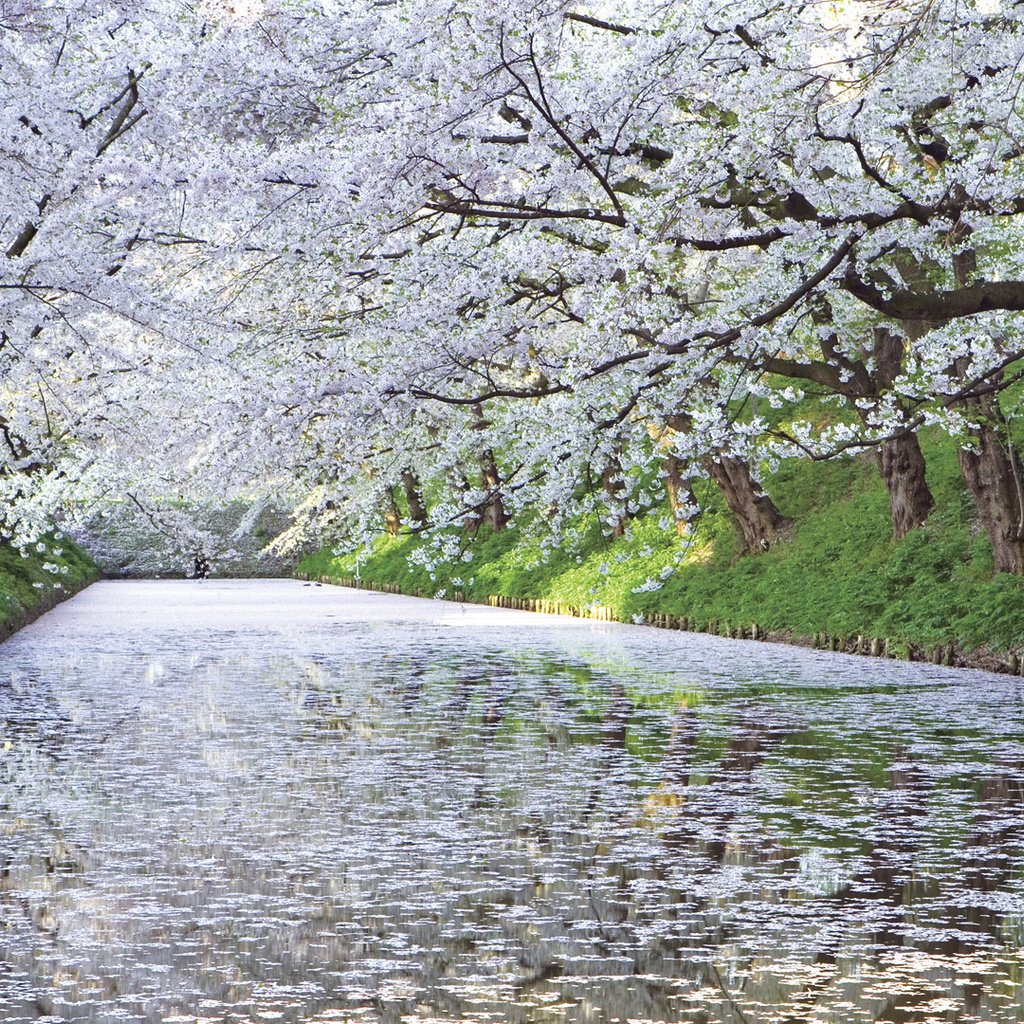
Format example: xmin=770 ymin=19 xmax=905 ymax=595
xmin=0 ymin=536 xmax=99 ymax=643
xmin=299 ymin=435 xmax=1024 ymax=673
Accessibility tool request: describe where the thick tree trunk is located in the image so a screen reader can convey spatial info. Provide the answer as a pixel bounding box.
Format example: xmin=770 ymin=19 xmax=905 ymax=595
xmin=958 ymin=421 xmax=1024 ymax=574
xmin=478 ymin=448 xmax=509 ymax=532
xmin=705 ymin=455 xmax=790 ymax=552
xmin=863 ymin=326 xmax=935 ymax=538
xmin=601 ymin=456 xmax=629 ymax=538
xmin=876 ymin=432 xmax=934 ymax=539
xmin=401 ymin=468 xmax=427 ymax=527
xmin=468 ymin=404 xmax=508 ymax=533
xmin=664 ymin=453 xmax=697 ymax=537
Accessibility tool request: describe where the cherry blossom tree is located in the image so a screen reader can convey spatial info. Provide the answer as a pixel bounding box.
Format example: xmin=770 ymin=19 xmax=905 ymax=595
xmin=5 ymin=0 xmax=1024 ymax=576
xmin=250 ymin=0 xmax=1024 ymax=565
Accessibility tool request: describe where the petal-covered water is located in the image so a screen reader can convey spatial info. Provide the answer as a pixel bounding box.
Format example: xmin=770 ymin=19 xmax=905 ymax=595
xmin=1 ymin=580 xmax=1022 ymax=1023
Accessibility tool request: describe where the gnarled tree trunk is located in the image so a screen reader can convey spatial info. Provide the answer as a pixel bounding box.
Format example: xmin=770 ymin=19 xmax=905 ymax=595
xmin=663 ymin=413 xmax=788 ymax=550
xmin=705 ymin=454 xmax=790 ymax=552
xmin=601 ymin=455 xmax=630 ymax=538
xmin=876 ymin=432 xmax=934 ymax=539
xmin=664 ymin=453 xmax=697 ymax=537
xmin=401 ymin=468 xmax=427 ymax=527
xmin=765 ymin=322 xmax=935 ymax=539
xmin=867 ymin=328 xmax=934 ymax=538
xmin=468 ymin=404 xmax=508 ymax=533
xmin=958 ymin=420 xmax=1024 ymax=574
xmin=477 ymin=448 xmax=509 ymax=532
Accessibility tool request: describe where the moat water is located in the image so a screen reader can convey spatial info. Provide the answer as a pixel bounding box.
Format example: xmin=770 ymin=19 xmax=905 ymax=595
xmin=1 ymin=580 xmax=1022 ymax=1023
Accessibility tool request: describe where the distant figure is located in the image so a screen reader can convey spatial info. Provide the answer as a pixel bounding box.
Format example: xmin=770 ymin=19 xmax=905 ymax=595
xmin=193 ymin=553 xmax=210 ymax=580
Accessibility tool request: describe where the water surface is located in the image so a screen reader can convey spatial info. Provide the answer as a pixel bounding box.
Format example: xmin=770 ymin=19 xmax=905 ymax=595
xmin=1 ymin=580 xmax=1022 ymax=1023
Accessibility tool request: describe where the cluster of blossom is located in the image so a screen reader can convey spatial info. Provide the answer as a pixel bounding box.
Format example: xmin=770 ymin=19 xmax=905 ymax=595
xmin=2 ymin=0 xmax=1024 ymax=572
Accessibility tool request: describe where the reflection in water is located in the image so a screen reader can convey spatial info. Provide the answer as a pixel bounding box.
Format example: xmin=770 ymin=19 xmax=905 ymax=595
xmin=0 ymin=580 xmax=1023 ymax=1023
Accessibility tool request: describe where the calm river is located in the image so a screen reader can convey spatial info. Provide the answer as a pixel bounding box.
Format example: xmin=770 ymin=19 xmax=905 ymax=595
xmin=1 ymin=580 xmax=1023 ymax=1023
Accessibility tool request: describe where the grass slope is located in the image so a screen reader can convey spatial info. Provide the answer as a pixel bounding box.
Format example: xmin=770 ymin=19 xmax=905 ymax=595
xmin=299 ymin=434 xmax=1024 ymax=661
xmin=0 ymin=536 xmax=99 ymax=642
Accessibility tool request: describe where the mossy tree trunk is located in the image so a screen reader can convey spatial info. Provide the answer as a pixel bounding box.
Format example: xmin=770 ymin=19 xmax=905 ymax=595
xmin=664 ymin=453 xmax=697 ymax=537
xmin=468 ymin=405 xmax=508 ymax=533
xmin=763 ymin=323 xmax=935 ymax=539
xmin=664 ymin=413 xmax=788 ymax=551
xmin=868 ymin=326 xmax=934 ymax=538
xmin=876 ymin=432 xmax=934 ymax=540
xmin=601 ymin=454 xmax=630 ymax=538
xmin=478 ymin=447 xmax=509 ymax=532
xmin=957 ymin=411 xmax=1024 ymax=574
xmin=705 ymin=455 xmax=790 ymax=553
xmin=401 ymin=469 xmax=428 ymax=527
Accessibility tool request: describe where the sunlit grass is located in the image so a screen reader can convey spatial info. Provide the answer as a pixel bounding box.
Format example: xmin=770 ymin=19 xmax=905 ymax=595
xmin=300 ymin=430 xmax=1024 ymax=655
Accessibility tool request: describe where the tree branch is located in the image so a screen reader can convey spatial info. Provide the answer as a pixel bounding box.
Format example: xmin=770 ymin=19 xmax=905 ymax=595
xmin=844 ymin=274 xmax=1024 ymax=320
xmin=564 ymin=12 xmax=635 ymax=35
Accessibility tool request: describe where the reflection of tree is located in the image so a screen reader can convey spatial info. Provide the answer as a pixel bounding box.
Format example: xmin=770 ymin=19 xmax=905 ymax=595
xmin=953 ymin=759 xmax=1024 ymax=1021
xmin=0 ymin=671 xmax=75 ymax=760
xmin=0 ymin=668 xmax=82 ymax=972
xmin=6 ymin=640 xmax=1024 ymax=1024
xmin=600 ymin=683 xmax=633 ymax=752
xmin=828 ymin=748 xmax=931 ymax=951
xmin=962 ymin=758 xmax=1024 ymax=930
xmin=582 ymin=707 xmax=1024 ymax=1024
xmin=658 ymin=717 xmax=789 ymax=867
xmin=839 ymin=751 xmax=1024 ymax=1022
xmin=760 ymin=748 xmax=937 ymax=1022
xmin=579 ymin=682 xmax=634 ymax=827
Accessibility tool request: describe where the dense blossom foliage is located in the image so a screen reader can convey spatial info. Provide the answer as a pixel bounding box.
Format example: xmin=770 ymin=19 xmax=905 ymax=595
xmin=2 ymin=0 xmax=1024 ymax=569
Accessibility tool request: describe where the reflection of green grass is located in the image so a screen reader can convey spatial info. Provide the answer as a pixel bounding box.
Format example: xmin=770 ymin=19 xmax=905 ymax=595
xmin=301 ymin=430 xmax=1024 ymax=654
xmin=755 ymin=722 xmax=993 ymax=858
xmin=0 ymin=536 xmax=98 ymax=638
xmin=290 ymin=636 xmax=998 ymax=877
xmin=629 ymin=684 xmax=703 ymax=710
